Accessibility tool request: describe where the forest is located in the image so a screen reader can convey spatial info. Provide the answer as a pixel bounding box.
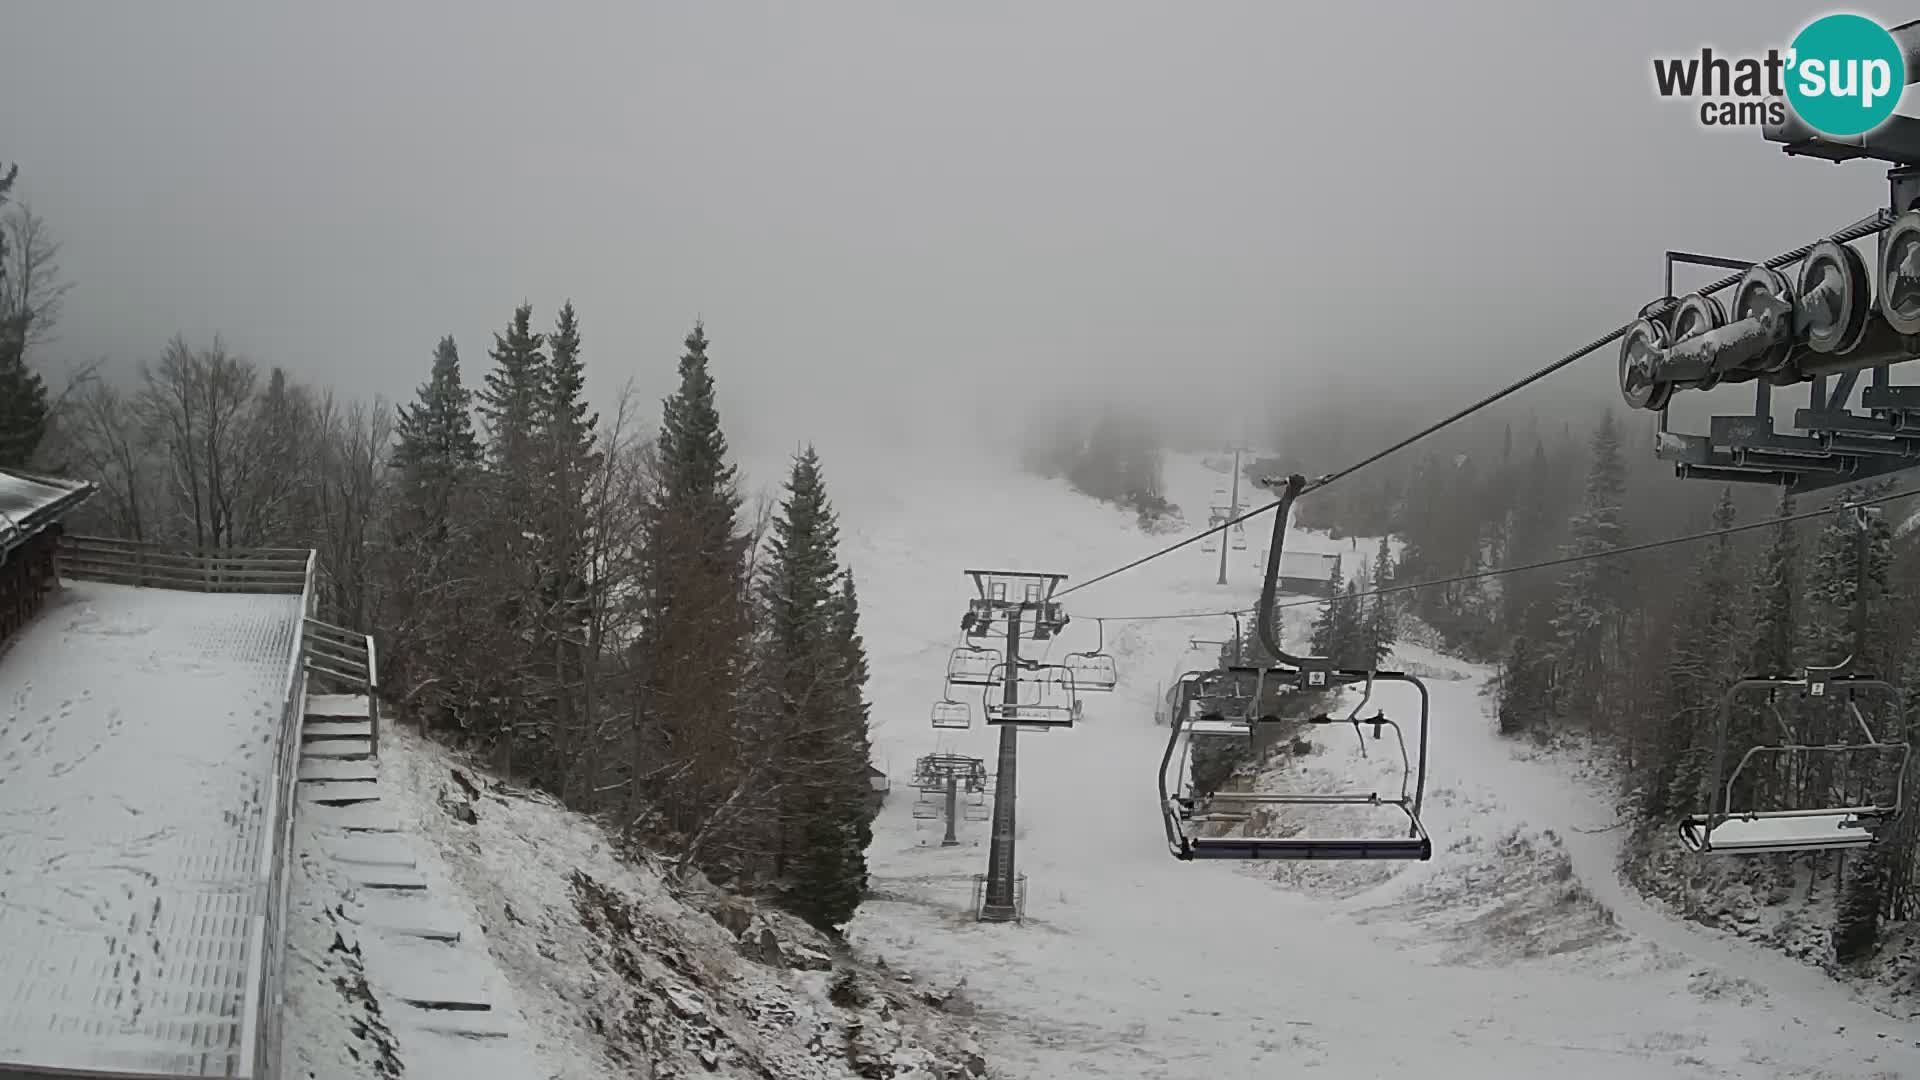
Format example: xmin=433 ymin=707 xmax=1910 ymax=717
xmin=1265 ymin=376 xmax=1920 ymax=968
xmin=0 ymin=163 xmax=879 ymax=933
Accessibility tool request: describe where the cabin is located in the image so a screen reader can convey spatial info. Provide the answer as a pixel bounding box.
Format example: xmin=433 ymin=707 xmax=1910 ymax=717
xmin=1275 ymin=550 xmax=1341 ymax=597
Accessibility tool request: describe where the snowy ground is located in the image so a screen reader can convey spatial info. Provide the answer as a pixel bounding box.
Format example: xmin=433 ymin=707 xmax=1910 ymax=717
xmin=286 ymin=706 xmax=989 ymax=1080
xmin=0 ymin=580 xmax=299 ymax=1078
xmin=741 ymin=439 xmax=1920 ymax=1080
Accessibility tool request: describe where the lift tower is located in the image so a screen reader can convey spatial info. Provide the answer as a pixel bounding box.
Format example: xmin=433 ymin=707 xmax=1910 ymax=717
xmin=962 ymin=570 xmax=1068 ymax=922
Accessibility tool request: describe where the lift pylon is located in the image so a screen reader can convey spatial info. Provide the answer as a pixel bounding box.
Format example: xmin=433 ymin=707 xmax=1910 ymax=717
xmin=961 ymin=569 xmax=1069 ymax=922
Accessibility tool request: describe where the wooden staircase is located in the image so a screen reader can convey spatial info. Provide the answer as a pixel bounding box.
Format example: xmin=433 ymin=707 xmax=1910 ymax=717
xmin=292 ymin=639 xmax=537 ymax=1075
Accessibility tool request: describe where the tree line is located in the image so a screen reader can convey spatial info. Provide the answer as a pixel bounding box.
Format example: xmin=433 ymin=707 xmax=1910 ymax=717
xmin=4 ymin=160 xmax=879 ymax=932
xmin=1269 ymin=391 xmax=1920 ymax=966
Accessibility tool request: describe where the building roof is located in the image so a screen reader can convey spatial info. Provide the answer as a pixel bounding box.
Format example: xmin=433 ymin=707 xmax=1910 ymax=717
xmin=1278 ymin=550 xmax=1340 ymax=581
xmin=0 ymin=468 xmax=94 ymax=553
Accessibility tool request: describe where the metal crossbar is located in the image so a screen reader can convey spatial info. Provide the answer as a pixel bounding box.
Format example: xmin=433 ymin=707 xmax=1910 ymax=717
xmin=1680 ymin=675 xmax=1909 ymax=855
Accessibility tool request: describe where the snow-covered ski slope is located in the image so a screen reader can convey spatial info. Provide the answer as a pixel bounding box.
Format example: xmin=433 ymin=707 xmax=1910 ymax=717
xmin=742 ymin=439 xmax=1920 ymax=1080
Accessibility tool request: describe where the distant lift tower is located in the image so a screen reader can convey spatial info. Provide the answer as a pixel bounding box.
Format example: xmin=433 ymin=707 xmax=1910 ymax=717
xmin=1209 ymin=448 xmax=1244 ymax=586
xmin=961 ymin=570 xmax=1068 ymax=922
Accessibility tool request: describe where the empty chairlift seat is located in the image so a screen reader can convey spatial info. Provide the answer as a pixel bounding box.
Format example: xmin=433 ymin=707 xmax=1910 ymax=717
xmin=1679 ymin=808 xmax=1884 ymax=854
xmin=986 ymin=699 xmax=1081 ymax=729
xmin=930 ymin=700 xmax=972 ymax=730
xmin=1159 ymin=667 xmax=1434 ymax=863
xmin=945 ymin=647 xmax=1003 ymax=688
xmin=1064 ymin=652 xmax=1118 ymax=692
xmin=1677 ymin=673 xmax=1910 ymax=857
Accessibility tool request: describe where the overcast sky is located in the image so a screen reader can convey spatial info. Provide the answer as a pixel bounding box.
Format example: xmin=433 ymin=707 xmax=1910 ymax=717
xmin=2 ymin=2 xmax=1914 ymax=463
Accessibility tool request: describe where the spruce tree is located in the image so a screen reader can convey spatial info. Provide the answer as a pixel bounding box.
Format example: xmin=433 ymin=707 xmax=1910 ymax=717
xmin=0 ymin=332 xmax=47 ymax=468
xmin=535 ymin=304 xmax=599 ymax=651
xmin=1365 ymin=535 xmax=1396 ymax=667
xmin=1647 ymin=488 xmax=1738 ymax=820
xmin=386 ymin=336 xmax=485 ymax=733
xmin=637 ymin=321 xmax=752 ymax=845
xmin=0 ymin=161 xmax=46 ymax=469
xmin=478 ymin=303 xmax=547 ymax=484
xmin=392 ymin=336 xmax=481 ymax=517
xmin=1309 ymin=557 xmax=1347 ymax=658
xmin=1497 ymin=633 xmax=1548 ymax=735
xmin=1550 ymin=411 xmax=1629 ymax=721
xmin=1745 ymin=489 xmax=1799 ymax=678
xmin=761 ymin=447 xmax=871 ymax=929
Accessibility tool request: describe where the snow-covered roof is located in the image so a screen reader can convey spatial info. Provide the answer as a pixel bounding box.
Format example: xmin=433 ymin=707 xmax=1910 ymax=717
xmin=0 ymin=467 xmax=93 ymax=549
xmin=1278 ymin=550 xmax=1339 ymax=581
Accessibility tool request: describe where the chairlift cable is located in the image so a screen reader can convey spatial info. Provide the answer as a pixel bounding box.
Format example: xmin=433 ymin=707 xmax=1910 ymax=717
xmin=1053 ymin=210 xmax=1896 ymax=603
xmin=1085 ymin=482 xmax=1920 ymax=624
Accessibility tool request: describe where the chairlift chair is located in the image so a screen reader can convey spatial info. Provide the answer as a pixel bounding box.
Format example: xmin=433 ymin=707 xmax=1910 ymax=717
xmin=1062 ymin=618 xmax=1120 ymax=693
xmin=930 ymin=699 xmax=972 ymax=730
xmin=1159 ymin=474 xmax=1433 ymax=862
xmin=963 ymin=790 xmax=990 ymax=822
xmin=945 ymin=646 xmax=1004 ymax=688
xmin=1678 ymin=670 xmax=1910 ymax=854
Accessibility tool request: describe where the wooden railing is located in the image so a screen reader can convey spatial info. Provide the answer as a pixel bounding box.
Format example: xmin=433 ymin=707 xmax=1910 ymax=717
xmin=240 ymin=549 xmax=317 ymax=1080
xmin=302 ymin=616 xmax=381 ymax=757
xmin=58 ymin=534 xmax=310 ymax=594
xmin=55 ymin=534 xmax=382 ymax=1078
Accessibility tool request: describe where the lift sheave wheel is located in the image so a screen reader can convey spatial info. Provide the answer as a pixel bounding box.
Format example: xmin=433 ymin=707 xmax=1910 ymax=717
xmin=1799 ymin=239 xmax=1872 ymax=354
xmin=1880 ymin=210 xmax=1920 ymax=336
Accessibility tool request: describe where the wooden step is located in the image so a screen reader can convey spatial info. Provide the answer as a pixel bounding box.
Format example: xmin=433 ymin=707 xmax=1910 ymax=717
xmin=418 ymin=1025 xmax=512 ymax=1040
xmin=303 ymin=740 xmax=374 ymax=761
xmin=379 ymin=926 xmax=462 ymax=944
xmin=303 ymin=719 xmax=373 ymax=741
xmin=307 ymin=693 xmax=372 ymax=719
xmin=400 ymin=999 xmax=493 ymax=1012
xmin=306 ymin=793 xmax=380 ymax=808
xmin=299 ymin=759 xmax=379 ymax=783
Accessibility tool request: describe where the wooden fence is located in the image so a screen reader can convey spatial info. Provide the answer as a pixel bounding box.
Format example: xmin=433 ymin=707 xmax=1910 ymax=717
xmin=57 ymin=534 xmax=311 ymax=594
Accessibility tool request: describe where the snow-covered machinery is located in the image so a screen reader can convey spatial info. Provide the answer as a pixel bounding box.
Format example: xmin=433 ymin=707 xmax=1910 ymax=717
xmin=1679 ymin=668 xmax=1909 ymax=854
xmin=1619 ymin=113 xmax=1920 ymax=493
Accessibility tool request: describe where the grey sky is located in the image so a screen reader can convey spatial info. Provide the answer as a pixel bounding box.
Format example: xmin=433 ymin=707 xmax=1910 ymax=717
xmin=3 ymin=2 xmax=1913 ymax=461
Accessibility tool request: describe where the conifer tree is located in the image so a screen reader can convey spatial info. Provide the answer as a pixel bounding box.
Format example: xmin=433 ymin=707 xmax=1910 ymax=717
xmin=1646 ymin=488 xmax=1738 ymax=820
xmin=1365 ymin=535 xmax=1396 ymax=667
xmin=1496 ymin=633 xmax=1549 ymax=735
xmin=1745 ymin=489 xmax=1799 ymax=678
xmin=392 ymin=335 xmax=481 ymax=525
xmin=761 ymin=447 xmax=871 ymax=929
xmin=1309 ymin=557 xmax=1347 ymax=659
xmin=0 ymin=161 xmax=46 ymax=469
xmin=478 ymin=303 xmax=547 ymax=486
xmin=384 ymin=335 xmax=487 ymax=730
xmin=635 ymin=322 xmax=752 ymax=846
xmin=1550 ymin=411 xmax=1629 ymax=720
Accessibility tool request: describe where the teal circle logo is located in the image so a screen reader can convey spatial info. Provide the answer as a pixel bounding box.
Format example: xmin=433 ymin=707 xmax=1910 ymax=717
xmin=1786 ymin=14 xmax=1905 ymax=137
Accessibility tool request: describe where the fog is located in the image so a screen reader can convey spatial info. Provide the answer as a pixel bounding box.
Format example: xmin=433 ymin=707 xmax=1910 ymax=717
xmin=2 ymin=1 xmax=1914 ymax=463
